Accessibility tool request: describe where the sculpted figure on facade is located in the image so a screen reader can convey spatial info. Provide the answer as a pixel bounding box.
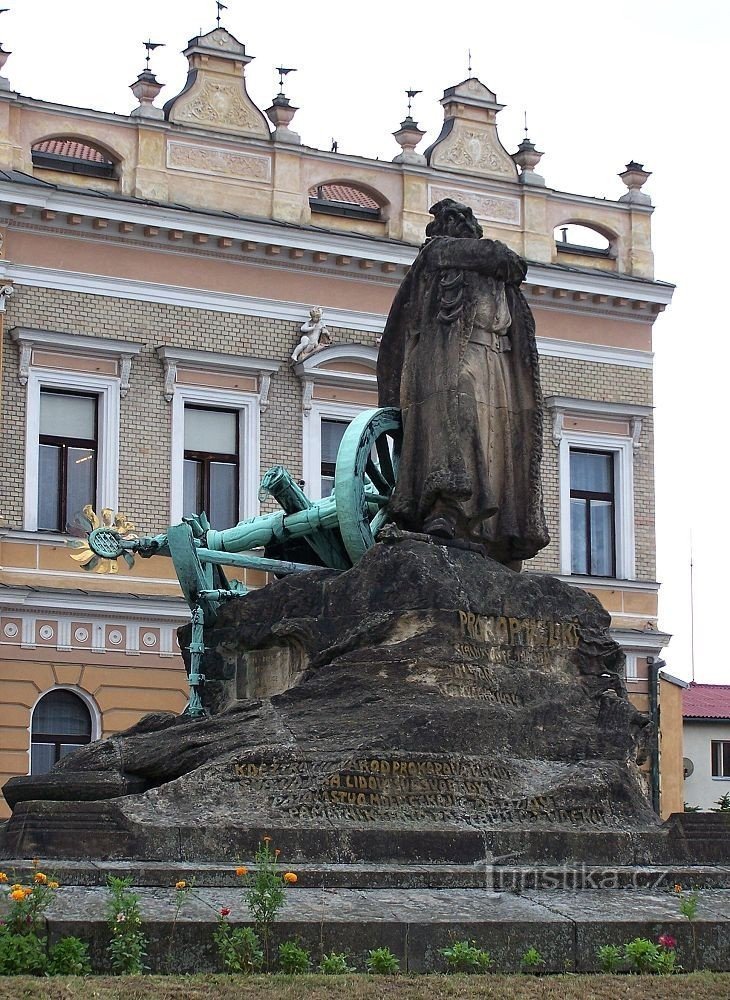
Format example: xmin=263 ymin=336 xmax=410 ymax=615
xmin=377 ymin=198 xmax=549 ymax=567
xmin=291 ymin=305 xmax=331 ymax=362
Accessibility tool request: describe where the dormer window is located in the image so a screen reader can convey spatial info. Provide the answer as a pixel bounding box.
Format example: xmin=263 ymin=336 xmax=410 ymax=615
xmin=31 ymin=138 xmax=116 ymax=179
xmin=309 ymin=183 xmax=381 ymax=221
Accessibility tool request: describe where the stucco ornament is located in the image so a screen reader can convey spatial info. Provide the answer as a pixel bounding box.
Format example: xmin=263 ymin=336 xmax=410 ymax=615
xmin=68 ymin=506 xmax=137 ymax=575
xmin=177 ymin=80 xmax=263 ymax=133
xmin=291 ymin=306 xmax=331 ymax=362
xmin=435 ymin=124 xmax=515 ymax=177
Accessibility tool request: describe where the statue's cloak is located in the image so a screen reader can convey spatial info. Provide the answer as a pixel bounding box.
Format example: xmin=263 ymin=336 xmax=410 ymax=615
xmin=377 ymin=236 xmax=549 ymax=563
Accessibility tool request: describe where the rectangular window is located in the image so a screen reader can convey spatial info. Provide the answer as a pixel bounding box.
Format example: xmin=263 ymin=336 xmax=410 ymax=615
xmin=37 ymin=389 xmax=98 ymax=533
xmin=183 ymin=405 xmax=238 ymax=528
xmin=711 ymin=741 xmax=730 ymax=778
xmin=320 ymin=419 xmax=349 ymax=497
xmin=569 ymin=449 xmax=615 ymax=576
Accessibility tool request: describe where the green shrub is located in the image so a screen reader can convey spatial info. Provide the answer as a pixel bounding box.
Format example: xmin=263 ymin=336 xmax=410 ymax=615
xmin=278 ymin=939 xmax=311 ymax=974
xmin=212 ymin=922 xmax=263 ymax=974
xmin=520 ymin=946 xmax=546 ymax=973
xmin=366 ymin=946 xmax=400 ymax=974
xmin=440 ymin=939 xmax=494 ymax=973
xmin=596 ymin=943 xmax=623 ymax=972
xmin=623 ymin=937 xmax=660 ymax=974
xmin=47 ymin=936 xmax=92 ymax=975
xmin=105 ymin=876 xmax=147 ymax=975
xmin=319 ymin=951 xmax=356 ymax=974
xmin=0 ymin=927 xmax=47 ymax=975
xmin=654 ymin=948 xmax=681 ymax=975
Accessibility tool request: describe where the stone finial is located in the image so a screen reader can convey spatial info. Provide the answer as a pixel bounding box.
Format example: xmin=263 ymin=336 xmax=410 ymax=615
xmin=424 ymin=77 xmax=517 ymax=180
xmin=512 ymin=136 xmax=545 ymax=186
xmin=618 ymin=161 xmax=652 ymax=205
xmin=130 ymin=70 xmax=165 ymax=120
xmin=0 ymin=43 xmax=11 ymax=92
xmin=163 ymin=28 xmax=270 ymax=138
xmin=265 ymin=67 xmax=300 ymax=144
xmin=393 ymin=90 xmax=426 ymax=165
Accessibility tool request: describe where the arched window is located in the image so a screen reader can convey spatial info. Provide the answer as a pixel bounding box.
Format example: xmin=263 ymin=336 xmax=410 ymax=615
xmin=31 ymin=138 xmax=116 ymax=179
xmin=554 ymin=224 xmax=614 ymax=258
xmin=30 ymin=689 xmax=92 ymax=775
xmin=309 ymin=182 xmax=382 ymax=221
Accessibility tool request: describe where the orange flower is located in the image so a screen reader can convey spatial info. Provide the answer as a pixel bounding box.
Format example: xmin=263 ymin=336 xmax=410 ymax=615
xmin=262 ymin=835 xmax=272 ymax=844
xmin=235 ymin=866 xmax=248 ymax=877
xmin=10 ymin=884 xmax=22 ymax=892
xmin=0 ymin=872 xmax=7 ymax=883
xmin=9 ymin=889 xmax=25 ymax=902
xmin=274 ymin=849 xmax=281 ymax=857
xmin=33 ymin=872 xmax=47 ymax=884
xmin=175 ymin=880 xmax=187 ymax=890
xmin=23 ymin=887 xmax=33 ymax=897
xmin=283 ymin=872 xmax=298 ymax=884
xmin=49 ymin=881 xmax=59 ymax=890
xmin=674 ymin=884 xmax=682 ymax=893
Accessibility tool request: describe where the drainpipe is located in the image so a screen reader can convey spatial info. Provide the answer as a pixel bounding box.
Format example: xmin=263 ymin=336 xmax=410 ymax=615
xmin=647 ymin=656 xmax=665 ymax=814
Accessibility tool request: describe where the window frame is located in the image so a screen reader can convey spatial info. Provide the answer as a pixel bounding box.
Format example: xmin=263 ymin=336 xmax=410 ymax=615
xmin=37 ymin=387 xmax=99 ymax=534
xmin=302 ymin=399 xmax=372 ymax=502
xmin=170 ymin=384 xmax=260 ymax=525
xmin=711 ymin=740 xmax=730 ymax=779
xmin=183 ymin=404 xmax=240 ymax=526
xmin=569 ymin=448 xmax=616 ymax=577
xmin=23 ymin=368 xmax=120 ymax=533
xmin=27 ymin=686 xmax=100 ymax=776
xmin=558 ymin=429 xmax=635 ymax=580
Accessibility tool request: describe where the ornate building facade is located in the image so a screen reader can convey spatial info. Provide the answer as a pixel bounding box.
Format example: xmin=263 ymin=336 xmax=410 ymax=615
xmin=0 ymin=24 xmax=681 ymax=816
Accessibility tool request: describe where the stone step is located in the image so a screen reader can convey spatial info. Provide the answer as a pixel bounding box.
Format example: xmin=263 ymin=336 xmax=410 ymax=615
xmin=4 ymin=857 xmax=730 ymax=890
xmin=37 ymin=884 xmax=730 ymax=974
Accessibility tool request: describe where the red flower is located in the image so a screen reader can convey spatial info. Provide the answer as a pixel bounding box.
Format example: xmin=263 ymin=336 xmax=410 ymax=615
xmin=658 ymin=933 xmax=677 ymax=950
xmin=220 ymin=907 xmax=231 ymax=917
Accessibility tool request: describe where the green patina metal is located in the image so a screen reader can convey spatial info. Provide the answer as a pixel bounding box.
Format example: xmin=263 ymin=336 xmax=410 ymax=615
xmin=75 ymin=407 xmax=402 ymax=715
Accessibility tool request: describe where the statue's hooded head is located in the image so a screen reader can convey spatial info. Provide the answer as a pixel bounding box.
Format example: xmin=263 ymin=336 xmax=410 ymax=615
xmin=426 ymin=198 xmax=483 ymax=240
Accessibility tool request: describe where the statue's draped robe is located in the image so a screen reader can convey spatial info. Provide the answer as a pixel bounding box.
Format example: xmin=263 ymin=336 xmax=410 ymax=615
xmin=377 ymin=236 xmax=549 ymax=564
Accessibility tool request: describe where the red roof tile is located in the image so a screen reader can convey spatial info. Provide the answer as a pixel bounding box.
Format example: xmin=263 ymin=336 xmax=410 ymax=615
xmin=683 ymin=682 xmax=730 ymax=719
xmin=309 ymin=183 xmax=379 ymax=210
xmin=32 ymin=139 xmax=112 ymax=164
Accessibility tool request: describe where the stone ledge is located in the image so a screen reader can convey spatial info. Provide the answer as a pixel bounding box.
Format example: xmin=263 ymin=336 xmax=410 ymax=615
xmin=32 ymin=885 xmax=730 ymax=974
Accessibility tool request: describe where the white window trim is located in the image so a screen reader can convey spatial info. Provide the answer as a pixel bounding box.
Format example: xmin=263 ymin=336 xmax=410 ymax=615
xmin=558 ymin=429 xmax=635 ymax=580
xmin=27 ymin=685 xmax=102 ymax=776
xmin=623 ymin=651 xmax=639 ymax=681
xmin=23 ymin=367 xmax=120 ymax=532
xmin=302 ymin=398 xmax=372 ymax=501
xmin=171 ymin=384 xmax=260 ymax=524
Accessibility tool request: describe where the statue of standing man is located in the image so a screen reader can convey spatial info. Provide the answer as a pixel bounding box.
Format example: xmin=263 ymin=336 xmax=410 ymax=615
xmin=377 ymin=198 xmax=549 ymax=568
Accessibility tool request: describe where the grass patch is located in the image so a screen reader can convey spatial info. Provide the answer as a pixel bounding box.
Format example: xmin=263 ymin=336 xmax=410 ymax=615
xmin=0 ymin=973 xmax=728 ymax=1000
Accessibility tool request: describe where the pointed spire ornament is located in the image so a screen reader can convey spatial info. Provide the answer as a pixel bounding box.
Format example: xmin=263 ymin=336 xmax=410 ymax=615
xmin=130 ymin=40 xmax=165 ymax=119
xmin=393 ymin=88 xmax=426 ymax=164
xmin=265 ymin=65 xmax=300 ymax=143
xmin=512 ymin=112 xmax=545 ymax=186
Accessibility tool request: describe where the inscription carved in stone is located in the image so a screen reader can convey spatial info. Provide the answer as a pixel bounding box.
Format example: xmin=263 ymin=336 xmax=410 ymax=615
xmin=167 ymin=141 xmax=271 ymax=182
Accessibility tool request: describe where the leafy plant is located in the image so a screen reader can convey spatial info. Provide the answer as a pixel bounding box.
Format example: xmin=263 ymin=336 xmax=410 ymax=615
xmin=520 ymin=946 xmax=546 ymax=973
xmin=366 ymin=946 xmax=400 ymax=974
xmin=319 ymin=951 xmax=356 ymax=974
xmin=278 ymin=939 xmax=311 ymax=974
xmin=683 ymin=803 xmax=702 ymax=812
xmin=105 ymin=876 xmax=148 ymax=975
xmin=212 ymin=919 xmax=263 ymax=974
xmin=47 ymin=936 xmax=92 ymax=975
xmin=713 ymin=792 xmax=730 ymax=811
xmin=0 ymin=927 xmax=47 ymax=975
xmin=676 ymin=885 xmax=700 ymax=970
xmin=596 ymin=943 xmax=623 ymax=972
xmin=440 ymin=939 xmax=494 ymax=973
xmin=654 ymin=948 xmax=681 ymax=975
xmin=1 ymin=870 xmax=59 ymax=935
xmin=623 ymin=937 xmax=659 ymax=974
xmin=238 ymin=839 xmax=293 ymax=968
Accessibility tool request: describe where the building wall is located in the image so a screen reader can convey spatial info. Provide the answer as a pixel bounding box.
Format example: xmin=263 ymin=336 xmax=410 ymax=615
xmin=684 ymin=721 xmax=730 ymax=811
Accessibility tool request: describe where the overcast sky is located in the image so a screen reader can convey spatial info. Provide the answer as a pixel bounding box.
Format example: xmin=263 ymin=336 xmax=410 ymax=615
xmin=3 ymin=1 xmax=728 ymax=685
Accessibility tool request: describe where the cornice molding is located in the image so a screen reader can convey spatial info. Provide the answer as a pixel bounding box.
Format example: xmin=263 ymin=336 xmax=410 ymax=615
xmin=0 ymin=583 xmax=188 ymax=621
xmin=10 ymin=326 xmax=142 ymax=395
xmin=156 ymin=345 xmax=280 ymax=405
xmin=545 ymin=394 xmax=653 ymax=449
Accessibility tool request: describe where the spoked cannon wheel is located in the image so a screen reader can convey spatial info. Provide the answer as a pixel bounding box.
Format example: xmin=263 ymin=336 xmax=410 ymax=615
xmin=334 ymin=406 xmax=402 ymax=564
